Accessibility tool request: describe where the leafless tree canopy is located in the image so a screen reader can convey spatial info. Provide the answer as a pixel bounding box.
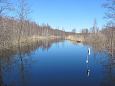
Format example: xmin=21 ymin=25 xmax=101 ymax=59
xmin=81 ymin=1 xmax=115 ymax=56
xmin=0 ymin=0 xmax=13 ymax=16
xmin=0 ymin=0 xmax=72 ymax=49
xmin=103 ymin=0 xmax=115 ymax=23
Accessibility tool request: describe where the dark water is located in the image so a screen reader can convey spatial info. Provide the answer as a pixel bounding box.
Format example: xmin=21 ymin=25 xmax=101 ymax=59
xmin=0 ymin=40 xmax=115 ymax=86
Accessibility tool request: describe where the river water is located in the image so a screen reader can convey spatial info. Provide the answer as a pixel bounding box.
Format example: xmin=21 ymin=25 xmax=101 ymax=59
xmin=0 ymin=40 xmax=115 ymax=86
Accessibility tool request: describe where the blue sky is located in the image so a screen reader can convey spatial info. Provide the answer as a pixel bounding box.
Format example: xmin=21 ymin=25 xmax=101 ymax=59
xmin=17 ymin=0 xmax=107 ymax=32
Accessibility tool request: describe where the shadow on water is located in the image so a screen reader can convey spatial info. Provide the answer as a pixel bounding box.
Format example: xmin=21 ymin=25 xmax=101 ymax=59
xmin=0 ymin=38 xmax=64 ymax=86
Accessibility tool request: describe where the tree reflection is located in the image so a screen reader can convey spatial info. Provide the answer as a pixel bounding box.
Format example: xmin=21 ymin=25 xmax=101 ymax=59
xmin=0 ymin=38 xmax=64 ymax=86
xmin=89 ymin=42 xmax=115 ymax=86
xmin=0 ymin=62 xmax=4 ymax=86
xmin=100 ymin=55 xmax=115 ymax=86
xmin=18 ymin=44 xmax=27 ymax=86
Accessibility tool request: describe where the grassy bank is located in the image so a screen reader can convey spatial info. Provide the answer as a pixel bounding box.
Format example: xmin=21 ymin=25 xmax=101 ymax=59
xmin=0 ymin=36 xmax=64 ymax=50
xmin=66 ymin=35 xmax=84 ymax=43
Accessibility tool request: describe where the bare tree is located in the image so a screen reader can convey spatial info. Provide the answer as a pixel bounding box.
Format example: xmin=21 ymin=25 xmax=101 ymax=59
xmin=91 ymin=19 xmax=99 ymax=34
xmin=81 ymin=28 xmax=89 ymax=39
xmin=17 ymin=0 xmax=31 ymax=44
xmin=0 ymin=0 xmax=71 ymax=49
xmin=103 ymin=0 xmax=115 ymax=22
xmin=0 ymin=0 xmax=13 ymax=16
xmin=72 ymin=28 xmax=76 ymax=35
xmin=103 ymin=0 xmax=115 ymax=57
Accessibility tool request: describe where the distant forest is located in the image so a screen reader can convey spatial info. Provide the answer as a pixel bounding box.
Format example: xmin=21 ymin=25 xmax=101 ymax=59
xmin=0 ymin=0 xmax=115 ymax=57
xmin=0 ymin=0 xmax=73 ymax=49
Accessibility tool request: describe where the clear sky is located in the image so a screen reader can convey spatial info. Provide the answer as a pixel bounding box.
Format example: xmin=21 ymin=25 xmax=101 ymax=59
xmin=23 ymin=0 xmax=106 ymax=32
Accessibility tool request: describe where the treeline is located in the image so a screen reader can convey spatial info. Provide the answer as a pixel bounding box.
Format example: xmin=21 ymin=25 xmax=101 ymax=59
xmin=0 ymin=0 xmax=72 ymax=49
xmin=81 ymin=0 xmax=115 ymax=56
xmin=81 ymin=21 xmax=115 ymax=57
xmin=0 ymin=16 xmax=70 ymax=49
xmin=82 ymin=25 xmax=115 ymax=53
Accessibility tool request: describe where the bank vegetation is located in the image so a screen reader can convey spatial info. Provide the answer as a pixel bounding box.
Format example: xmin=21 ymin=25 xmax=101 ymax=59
xmin=0 ymin=0 xmax=73 ymax=50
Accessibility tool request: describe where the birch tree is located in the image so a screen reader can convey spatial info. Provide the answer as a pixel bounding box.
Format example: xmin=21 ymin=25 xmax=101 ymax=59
xmin=17 ymin=0 xmax=30 ymax=43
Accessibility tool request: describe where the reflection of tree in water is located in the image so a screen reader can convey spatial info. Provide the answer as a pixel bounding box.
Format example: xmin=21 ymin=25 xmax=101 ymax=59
xmin=100 ymin=55 xmax=115 ymax=86
xmin=0 ymin=38 xmax=64 ymax=86
xmin=91 ymin=43 xmax=115 ymax=86
xmin=0 ymin=62 xmax=4 ymax=86
xmin=0 ymin=49 xmax=17 ymax=86
xmin=18 ymin=44 xmax=27 ymax=86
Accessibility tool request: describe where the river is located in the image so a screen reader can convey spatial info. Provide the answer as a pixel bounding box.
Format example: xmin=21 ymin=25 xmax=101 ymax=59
xmin=0 ymin=39 xmax=115 ymax=86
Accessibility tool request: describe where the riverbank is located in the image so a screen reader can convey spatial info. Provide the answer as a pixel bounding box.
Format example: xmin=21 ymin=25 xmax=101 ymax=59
xmin=66 ymin=35 xmax=84 ymax=43
xmin=0 ymin=36 xmax=64 ymax=50
xmin=0 ymin=34 xmax=85 ymax=50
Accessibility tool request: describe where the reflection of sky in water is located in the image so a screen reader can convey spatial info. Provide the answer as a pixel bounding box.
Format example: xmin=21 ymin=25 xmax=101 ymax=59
xmin=0 ymin=40 xmax=115 ymax=86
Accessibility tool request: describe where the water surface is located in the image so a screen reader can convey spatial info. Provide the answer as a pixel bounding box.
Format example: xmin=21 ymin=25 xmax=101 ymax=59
xmin=0 ymin=40 xmax=115 ymax=86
